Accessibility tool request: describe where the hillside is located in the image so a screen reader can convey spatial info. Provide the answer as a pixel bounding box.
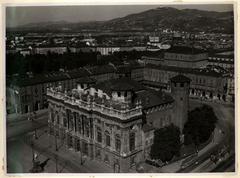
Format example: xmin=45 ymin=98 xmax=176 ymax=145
xmin=8 ymin=7 xmax=234 ymax=33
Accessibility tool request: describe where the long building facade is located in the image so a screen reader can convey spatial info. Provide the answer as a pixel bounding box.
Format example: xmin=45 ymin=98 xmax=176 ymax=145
xmin=47 ymin=76 xmax=190 ymax=172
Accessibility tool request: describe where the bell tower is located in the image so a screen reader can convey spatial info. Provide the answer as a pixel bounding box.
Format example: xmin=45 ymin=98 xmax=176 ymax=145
xmin=170 ymin=74 xmax=191 ymax=132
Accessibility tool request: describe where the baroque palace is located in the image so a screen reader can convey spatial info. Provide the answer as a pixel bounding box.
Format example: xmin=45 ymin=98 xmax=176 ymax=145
xmin=47 ymin=75 xmax=190 ymax=172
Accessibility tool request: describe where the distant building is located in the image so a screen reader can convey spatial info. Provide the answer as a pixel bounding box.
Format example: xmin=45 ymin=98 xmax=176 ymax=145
xmin=20 ymin=48 xmax=31 ymax=56
xmin=143 ymin=46 xmax=208 ymax=68
xmin=96 ymin=46 xmax=120 ymax=55
xmin=6 ymin=65 xmax=117 ymax=114
xmin=47 ymin=76 xmax=190 ymax=172
xmin=163 ymin=46 xmax=208 ymax=68
xmin=33 ymin=45 xmax=67 ymax=55
xmin=208 ymin=53 xmax=234 ymax=69
xmin=131 ymin=64 xmax=230 ymax=102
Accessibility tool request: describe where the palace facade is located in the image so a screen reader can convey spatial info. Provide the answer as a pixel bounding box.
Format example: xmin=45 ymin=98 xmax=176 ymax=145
xmin=47 ymin=75 xmax=190 ymax=172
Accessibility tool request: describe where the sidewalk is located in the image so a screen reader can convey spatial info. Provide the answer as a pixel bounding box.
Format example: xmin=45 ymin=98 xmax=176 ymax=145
xmin=26 ymin=128 xmax=113 ymax=173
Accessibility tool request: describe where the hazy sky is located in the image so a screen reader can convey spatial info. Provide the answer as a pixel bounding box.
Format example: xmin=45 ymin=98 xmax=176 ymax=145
xmin=6 ymin=4 xmax=233 ymax=27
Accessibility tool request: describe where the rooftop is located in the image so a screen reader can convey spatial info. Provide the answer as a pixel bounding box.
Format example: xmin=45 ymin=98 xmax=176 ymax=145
xmin=76 ymin=77 xmax=96 ymax=84
xmin=93 ymin=77 xmax=145 ymax=94
xmin=145 ymin=64 xmax=222 ymax=77
xmin=8 ymin=68 xmax=90 ymax=87
xmin=166 ymin=46 xmax=207 ymax=54
xmin=170 ymin=74 xmax=191 ymax=83
xmin=136 ymin=89 xmax=174 ymax=109
xmin=85 ymin=64 xmax=116 ymax=75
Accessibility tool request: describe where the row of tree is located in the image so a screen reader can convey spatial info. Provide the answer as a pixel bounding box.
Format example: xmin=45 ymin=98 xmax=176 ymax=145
xmin=6 ymin=52 xmax=100 ymax=75
xmin=6 ymin=50 xmax=163 ymax=75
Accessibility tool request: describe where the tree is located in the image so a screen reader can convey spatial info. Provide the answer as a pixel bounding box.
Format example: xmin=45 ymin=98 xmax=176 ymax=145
xmin=150 ymin=124 xmax=181 ymax=162
xmin=183 ymin=104 xmax=218 ymax=147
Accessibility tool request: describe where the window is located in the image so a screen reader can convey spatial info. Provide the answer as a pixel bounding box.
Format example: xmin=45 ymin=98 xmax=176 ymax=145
xmin=51 ymin=111 xmax=54 ymax=123
xmin=76 ymin=139 xmax=80 ymax=152
xmin=63 ymin=117 xmax=67 ymax=127
xmin=129 ymin=132 xmax=135 ymax=151
xmin=73 ymin=112 xmax=77 ymax=132
xmin=124 ymin=91 xmax=127 ymax=97
xmin=85 ymin=120 xmax=90 ymax=137
xmin=77 ymin=118 xmax=82 ymax=134
xmin=56 ymin=115 xmax=60 ymax=124
xmin=105 ymin=131 xmax=111 ymax=147
xmin=69 ymin=115 xmax=74 ymax=131
xmin=117 ymin=92 xmax=121 ymax=97
xmin=180 ymin=83 xmax=184 ymax=87
xmin=82 ymin=115 xmax=86 ymax=135
xmin=97 ymin=119 xmax=101 ymax=124
xmin=68 ymin=135 xmax=73 ymax=148
xmin=115 ymin=134 xmax=121 ymax=152
xmin=66 ymin=109 xmax=70 ymax=129
xmin=97 ymin=127 xmax=102 ymax=143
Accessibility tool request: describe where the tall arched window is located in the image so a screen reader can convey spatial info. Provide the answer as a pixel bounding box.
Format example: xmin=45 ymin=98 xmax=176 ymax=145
xmin=63 ymin=117 xmax=67 ymax=127
xmin=86 ymin=120 xmax=90 ymax=138
xmin=115 ymin=134 xmax=121 ymax=152
xmin=50 ymin=110 xmax=54 ymax=123
xmin=129 ymin=132 xmax=135 ymax=151
xmin=97 ymin=127 xmax=102 ymax=143
xmin=105 ymin=131 xmax=110 ymax=147
xmin=56 ymin=115 xmax=60 ymax=124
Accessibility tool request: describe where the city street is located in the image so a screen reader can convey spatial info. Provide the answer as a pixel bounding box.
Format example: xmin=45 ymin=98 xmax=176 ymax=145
xmin=7 ymin=135 xmax=70 ymax=173
xmin=6 ymin=111 xmax=57 ymax=173
xmin=7 ymin=112 xmax=48 ymax=140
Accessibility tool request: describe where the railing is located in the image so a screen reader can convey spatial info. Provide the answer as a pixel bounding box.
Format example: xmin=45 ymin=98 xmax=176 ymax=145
xmin=47 ymin=89 xmax=142 ymax=120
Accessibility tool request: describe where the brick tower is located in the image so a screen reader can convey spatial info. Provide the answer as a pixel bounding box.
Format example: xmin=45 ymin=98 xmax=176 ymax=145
xmin=170 ymin=74 xmax=191 ymax=132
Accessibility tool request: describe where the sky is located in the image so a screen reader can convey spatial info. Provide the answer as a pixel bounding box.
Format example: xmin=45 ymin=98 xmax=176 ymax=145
xmin=6 ymin=4 xmax=233 ymax=27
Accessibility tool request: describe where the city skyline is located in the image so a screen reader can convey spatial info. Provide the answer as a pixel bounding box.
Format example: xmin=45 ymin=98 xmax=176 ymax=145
xmin=5 ymin=3 xmax=235 ymax=174
xmin=6 ymin=4 xmax=233 ymax=27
